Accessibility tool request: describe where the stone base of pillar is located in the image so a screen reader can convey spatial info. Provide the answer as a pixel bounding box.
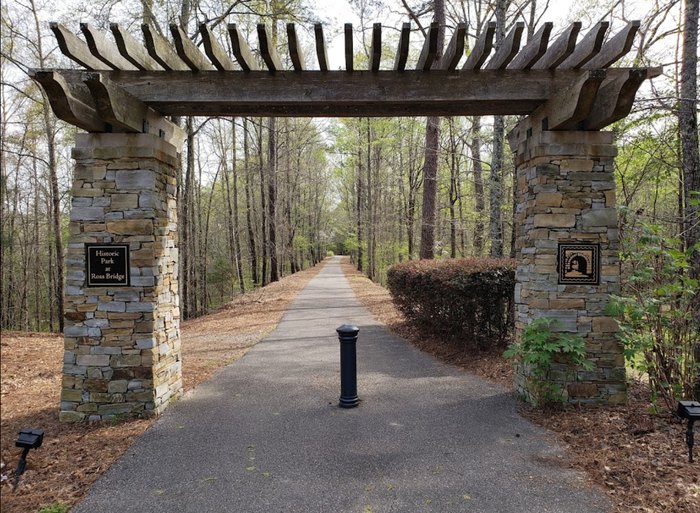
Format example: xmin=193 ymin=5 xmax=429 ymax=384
xmin=60 ymin=133 xmax=182 ymax=422
xmin=513 ymin=131 xmax=626 ymax=405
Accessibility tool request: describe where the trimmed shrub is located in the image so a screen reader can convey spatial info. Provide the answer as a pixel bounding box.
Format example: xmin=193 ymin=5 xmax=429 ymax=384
xmin=387 ymin=258 xmax=516 ymax=349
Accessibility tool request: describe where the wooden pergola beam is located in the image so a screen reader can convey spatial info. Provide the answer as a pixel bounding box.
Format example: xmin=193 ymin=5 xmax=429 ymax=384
xmin=30 ymin=70 xmax=106 ymax=131
xmin=80 ymin=23 xmax=138 ymax=71
xmin=583 ymin=68 xmax=660 ymax=129
xmin=49 ymin=69 xmax=623 ymax=118
xmin=485 ymin=22 xmax=524 ymax=70
xmin=462 ymin=22 xmax=496 ymax=70
xmin=440 ymin=23 xmax=467 ymax=71
xmin=370 ymin=23 xmax=382 ymax=72
xmin=393 ymin=22 xmax=411 ymax=71
xmin=314 ymin=23 xmax=329 ymax=72
xmin=344 ymin=24 xmax=354 ymax=71
xmin=583 ymin=20 xmax=640 ymax=70
xmin=258 ymin=24 xmax=282 ymax=72
xmin=532 ymin=22 xmax=581 ymax=70
xmin=286 ymin=23 xmax=306 ymax=71
xmin=200 ymin=24 xmax=235 ymax=71
xmin=142 ymin=24 xmax=189 ymax=71
xmin=557 ymin=21 xmax=609 ymax=70
xmin=110 ymin=24 xmax=164 ymax=71
xmin=507 ymin=22 xmax=552 ymax=70
xmin=416 ymin=22 xmax=439 ymax=71
xmin=82 ymin=72 xmax=186 ymax=146
xmin=50 ymin=22 xmax=111 ymax=70
xmin=170 ymin=24 xmax=214 ymax=71
xmin=228 ymin=24 xmax=259 ymax=72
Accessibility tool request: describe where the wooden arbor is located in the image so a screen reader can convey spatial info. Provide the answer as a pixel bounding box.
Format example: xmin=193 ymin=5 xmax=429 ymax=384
xmin=34 ymin=20 xmax=660 ymax=421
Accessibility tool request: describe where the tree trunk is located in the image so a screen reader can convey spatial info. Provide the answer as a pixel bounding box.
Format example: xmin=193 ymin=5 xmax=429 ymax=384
xmin=243 ymin=118 xmax=259 ymax=285
xmin=356 ymin=121 xmax=364 ymax=271
xmin=268 ymin=117 xmax=279 ymax=282
xmin=680 ymin=0 xmax=699 ymax=280
xmin=31 ymin=0 xmax=63 ymax=331
xmin=231 ymin=120 xmax=245 ymax=293
xmin=258 ymin=119 xmax=268 ymax=286
xmin=418 ymin=0 xmax=445 ymax=260
xmin=489 ymin=0 xmax=508 ymax=258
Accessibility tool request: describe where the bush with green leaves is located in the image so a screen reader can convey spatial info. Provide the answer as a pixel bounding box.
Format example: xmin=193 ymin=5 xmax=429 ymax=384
xmin=608 ymin=221 xmax=699 ymax=409
xmin=504 ymin=317 xmax=593 ymax=406
xmin=387 ymin=258 xmax=515 ymax=349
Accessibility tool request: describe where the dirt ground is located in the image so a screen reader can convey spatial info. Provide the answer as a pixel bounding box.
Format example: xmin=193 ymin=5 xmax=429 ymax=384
xmin=0 ymin=261 xmax=326 ymax=513
xmin=340 ymin=258 xmax=700 ymax=513
xmin=2 ymin=256 xmax=699 ymax=513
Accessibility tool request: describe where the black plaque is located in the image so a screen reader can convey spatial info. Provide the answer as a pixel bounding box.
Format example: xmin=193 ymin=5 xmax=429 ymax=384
xmin=557 ymin=243 xmax=600 ymax=285
xmin=86 ymin=244 xmax=130 ymax=287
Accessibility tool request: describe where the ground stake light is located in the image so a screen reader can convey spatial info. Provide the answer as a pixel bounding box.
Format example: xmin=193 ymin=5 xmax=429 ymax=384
xmin=677 ymin=401 xmax=700 ymax=463
xmin=12 ymin=428 xmax=44 ymax=490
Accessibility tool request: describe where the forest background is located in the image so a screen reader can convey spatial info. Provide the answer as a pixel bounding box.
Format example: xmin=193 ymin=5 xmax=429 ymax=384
xmin=1 ymin=0 xmax=697 ymax=340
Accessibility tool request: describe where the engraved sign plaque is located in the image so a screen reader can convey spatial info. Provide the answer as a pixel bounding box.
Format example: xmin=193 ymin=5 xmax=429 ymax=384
xmin=86 ymin=244 xmax=130 ymax=287
xmin=557 ymin=243 xmax=600 ymax=285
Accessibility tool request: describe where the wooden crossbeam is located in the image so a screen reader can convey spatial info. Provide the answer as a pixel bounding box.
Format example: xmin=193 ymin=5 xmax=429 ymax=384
xmin=110 ymin=24 xmax=164 ymax=71
xmin=80 ymin=23 xmax=138 ymax=71
xmin=370 ymin=23 xmax=382 ymax=72
xmin=30 ymin=70 xmax=106 ymax=131
xmin=439 ymin=23 xmax=467 ymax=70
xmin=462 ymin=22 xmax=496 ymax=70
xmin=557 ymin=21 xmax=609 ymax=70
xmin=258 ymin=24 xmax=283 ymax=72
xmin=583 ymin=20 xmax=640 ymax=70
xmin=50 ymin=22 xmax=111 ymax=70
xmin=228 ymin=24 xmax=259 ymax=71
xmin=393 ymin=22 xmax=411 ymax=71
xmin=531 ymin=22 xmax=581 ymax=70
xmin=170 ymin=24 xmax=214 ymax=71
xmin=82 ymin=72 xmax=185 ymax=146
xmin=485 ymin=22 xmax=524 ymax=70
xmin=344 ymin=24 xmax=354 ymax=71
xmin=200 ymin=24 xmax=235 ymax=71
xmin=582 ymin=68 xmax=659 ymax=129
xmin=314 ymin=24 xmax=329 ymax=72
xmin=507 ymin=22 xmax=552 ymax=70
xmin=62 ymin=69 xmax=601 ymax=117
xmin=534 ymin=69 xmax=607 ymax=131
xmin=286 ymin=23 xmax=306 ymax=71
xmin=416 ymin=22 xmax=439 ymax=71
xmin=142 ymin=24 xmax=189 ymax=71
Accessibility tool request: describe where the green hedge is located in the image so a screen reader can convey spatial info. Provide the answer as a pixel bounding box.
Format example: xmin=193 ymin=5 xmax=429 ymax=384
xmin=386 ymin=258 xmax=516 ymax=349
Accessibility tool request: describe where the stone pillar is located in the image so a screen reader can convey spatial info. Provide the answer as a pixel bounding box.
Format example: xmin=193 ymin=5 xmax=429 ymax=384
xmin=60 ymin=133 xmax=182 ymax=422
xmin=513 ymin=130 xmax=626 ymax=405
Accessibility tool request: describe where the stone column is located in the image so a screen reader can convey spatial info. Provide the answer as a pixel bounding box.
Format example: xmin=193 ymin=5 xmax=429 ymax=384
xmin=513 ymin=130 xmax=626 ymax=405
xmin=61 ymin=133 xmax=182 ymax=422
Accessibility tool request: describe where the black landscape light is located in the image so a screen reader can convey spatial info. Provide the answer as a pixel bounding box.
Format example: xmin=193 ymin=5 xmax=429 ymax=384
xmin=677 ymin=401 xmax=700 ymax=463
xmin=12 ymin=428 xmax=44 ymax=490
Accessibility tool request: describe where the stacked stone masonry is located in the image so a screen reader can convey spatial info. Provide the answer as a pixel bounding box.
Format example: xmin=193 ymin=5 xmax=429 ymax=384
xmin=61 ymin=133 xmax=182 ymax=422
xmin=513 ymin=131 xmax=626 ymax=405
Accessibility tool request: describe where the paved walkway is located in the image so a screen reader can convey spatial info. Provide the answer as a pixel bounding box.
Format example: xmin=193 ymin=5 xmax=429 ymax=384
xmin=73 ymin=256 xmax=608 ymax=513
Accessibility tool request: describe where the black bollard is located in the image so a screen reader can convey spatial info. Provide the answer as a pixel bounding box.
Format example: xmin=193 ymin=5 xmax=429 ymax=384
xmin=337 ymin=324 xmax=359 ymax=408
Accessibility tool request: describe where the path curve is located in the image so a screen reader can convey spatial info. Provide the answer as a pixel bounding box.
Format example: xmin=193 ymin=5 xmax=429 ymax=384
xmin=73 ymin=256 xmax=608 ymax=513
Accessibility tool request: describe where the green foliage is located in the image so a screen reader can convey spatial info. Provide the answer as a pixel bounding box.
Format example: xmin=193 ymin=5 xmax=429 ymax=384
xmin=504 ymin=318 xmax=593 ymax=406
xmin=38 ymin=503 xmax=69 ymax=513
xmin=387 ymin=258 xmax=516 ymax=349
xmin=608 ymin=222 xmax=699 ymax=408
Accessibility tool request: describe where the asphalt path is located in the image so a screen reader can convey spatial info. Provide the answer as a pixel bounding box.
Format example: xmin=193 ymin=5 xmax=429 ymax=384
xmin=72 ymin=256 xmax=609 ymax=513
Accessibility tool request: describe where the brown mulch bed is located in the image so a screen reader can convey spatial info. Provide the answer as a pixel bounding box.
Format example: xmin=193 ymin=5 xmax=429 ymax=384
xmin=0 ymin=260 xmax=326 ymax=513
xmin=340 ymin=256 xmax=700 ymax=513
